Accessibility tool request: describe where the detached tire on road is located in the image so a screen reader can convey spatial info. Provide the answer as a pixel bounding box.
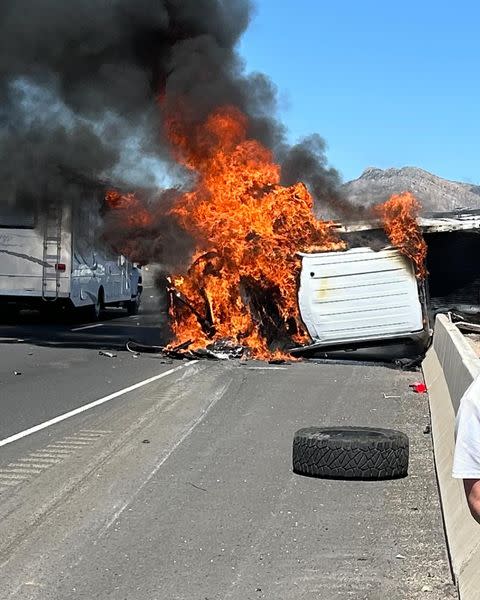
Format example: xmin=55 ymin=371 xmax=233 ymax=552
xmin=293 ymin=426 xmax=409 ymax=480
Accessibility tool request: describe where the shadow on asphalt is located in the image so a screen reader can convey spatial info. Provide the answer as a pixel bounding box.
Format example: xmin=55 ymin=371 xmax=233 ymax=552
xmin=0 ymin=318 xmax=425 ymax=367
xmin=0 ymin=306 xmax=139 ymax=326
xmin=0 ymin=302 xmax=172 ymax=352
xmin=1 ymin=326 xmax=170 ymax=352
xmin=0 ymin=293 xmax=425 ymax=367
xmin=300 ymin=343 xmax=425 ymax=372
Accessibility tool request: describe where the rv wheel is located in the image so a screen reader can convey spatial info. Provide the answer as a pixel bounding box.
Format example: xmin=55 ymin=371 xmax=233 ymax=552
xmin=87 ymin=289 xmax=103 ymax=321
xmin=292 ymin=426 xmax=409 ymax=480
xmin=126 ymin=295 xmax=140 ymax=316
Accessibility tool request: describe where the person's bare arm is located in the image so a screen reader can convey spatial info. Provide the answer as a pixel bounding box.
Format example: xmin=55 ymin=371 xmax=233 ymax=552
xmin=463 ymin=479 xmax=480 ymax=523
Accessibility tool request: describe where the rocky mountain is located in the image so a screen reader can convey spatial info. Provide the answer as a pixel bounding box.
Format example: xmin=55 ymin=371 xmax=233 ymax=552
xmin=342 ymin=166 xmax=480 ymax=213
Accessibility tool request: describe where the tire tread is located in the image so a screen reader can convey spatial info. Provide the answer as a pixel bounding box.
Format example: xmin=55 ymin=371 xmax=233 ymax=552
xmin=292 ymin=426 xmax=409 ymax=480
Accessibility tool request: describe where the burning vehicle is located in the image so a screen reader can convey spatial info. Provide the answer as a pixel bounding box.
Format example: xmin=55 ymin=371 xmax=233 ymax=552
xmin=323 ymin=208 xmax=480 ymax=352
xmin=108 ymin=107 xmax=432 ymax=361
xmin=111 ymin=146 xmax=480 ymax=363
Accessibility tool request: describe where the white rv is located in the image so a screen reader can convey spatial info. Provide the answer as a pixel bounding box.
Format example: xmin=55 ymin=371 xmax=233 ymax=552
xmin=0 ymin=193 xmax=142 ymax=319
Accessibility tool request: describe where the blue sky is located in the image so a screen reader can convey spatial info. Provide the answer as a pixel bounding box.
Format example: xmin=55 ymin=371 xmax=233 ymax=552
xmin=239 ymin=0 xmax=479 ymax=184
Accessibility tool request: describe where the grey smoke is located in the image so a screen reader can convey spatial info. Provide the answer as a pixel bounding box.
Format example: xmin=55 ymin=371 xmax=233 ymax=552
xmin=0 ymin=0 xmax=347 ymax=250
xmin=102 ymin=189 xmax=195 ymax=271
xmin=281 ymin=135 xmax=341 ymax=216
xmin=280 ymin=134 xmax=369 ymax=220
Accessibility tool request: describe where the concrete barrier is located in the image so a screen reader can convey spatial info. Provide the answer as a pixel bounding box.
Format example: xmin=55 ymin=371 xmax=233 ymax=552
xmin=422 ymin=314 xmax=480 ymax=599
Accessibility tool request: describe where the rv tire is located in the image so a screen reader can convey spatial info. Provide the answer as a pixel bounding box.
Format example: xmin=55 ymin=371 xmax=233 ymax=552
xmin=292 ymin=426 xmax=409 ymax=480
xmin=126 ymin=296 xmax=140 ymax=316
xmin=86 ymin=288 xmax=103 ymax=321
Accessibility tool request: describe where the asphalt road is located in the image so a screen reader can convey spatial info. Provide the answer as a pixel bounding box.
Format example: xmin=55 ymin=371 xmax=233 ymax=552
xmin=0 ymin=286 xmax=171 ymax=440
xmin=0 ymin=290 xmax=457 ymax=599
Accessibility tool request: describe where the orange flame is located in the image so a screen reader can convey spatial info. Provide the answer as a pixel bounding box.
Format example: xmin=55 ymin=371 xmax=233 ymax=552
xmin=166 ymin=106 xmax=345 ymax=357
xmin=376 ymin=192 xmax=427 ymax=278
xmin=105 ymin=108 xmax=428 ymax=359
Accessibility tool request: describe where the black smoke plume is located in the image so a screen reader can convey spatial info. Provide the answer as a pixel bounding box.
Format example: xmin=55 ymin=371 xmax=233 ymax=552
xmin=0 ymin=0 xmax=349 ymax=264
xmin=280 ymin=135 xmax=370 ymax=220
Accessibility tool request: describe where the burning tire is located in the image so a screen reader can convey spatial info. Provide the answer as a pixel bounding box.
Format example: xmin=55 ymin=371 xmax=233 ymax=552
xmin=292 ymin=426 xmax=409 ymax=480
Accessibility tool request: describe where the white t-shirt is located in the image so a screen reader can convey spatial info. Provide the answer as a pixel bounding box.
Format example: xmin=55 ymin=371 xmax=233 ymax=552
xmin=453 ymin=375 xmax=480 ymax=479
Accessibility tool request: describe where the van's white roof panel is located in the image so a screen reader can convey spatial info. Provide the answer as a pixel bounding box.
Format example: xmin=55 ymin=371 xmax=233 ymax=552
xmin=298 ymin=247 xmax=423 ymax=345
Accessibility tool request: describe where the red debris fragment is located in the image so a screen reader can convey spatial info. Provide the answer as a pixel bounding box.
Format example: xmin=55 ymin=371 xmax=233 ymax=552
xmin=410 ymin=382 xmax=427 ymax=394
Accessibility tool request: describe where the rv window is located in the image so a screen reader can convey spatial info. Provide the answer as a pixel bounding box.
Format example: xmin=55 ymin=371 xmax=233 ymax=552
xmin=0 ymin=205 xmax=36 ymax=228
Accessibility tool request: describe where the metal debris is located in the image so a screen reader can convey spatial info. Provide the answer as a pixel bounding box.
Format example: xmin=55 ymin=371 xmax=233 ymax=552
xmin=186 ymin=481 xmax=207 ymax=492
xmin=454 ymin=320 xmax=480 ymax=334
xmin=167 ymin=280 xmax=215 ymax=337
xmin=206 ymin=339 xmax=245 ymax=360
xmin=447 ymin=310 xmax=480 ymax=334
xmin=393 ymin=356 xmax=423 ymax=371
xmin=126 ymin=338 xmax=245 ymax=361
xmin=99 ymin=350 xmax=117 ymax=358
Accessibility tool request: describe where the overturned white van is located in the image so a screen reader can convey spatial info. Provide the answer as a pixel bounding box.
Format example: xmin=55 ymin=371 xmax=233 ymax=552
xmin=297 ymin=247 xmax=430 ymax=351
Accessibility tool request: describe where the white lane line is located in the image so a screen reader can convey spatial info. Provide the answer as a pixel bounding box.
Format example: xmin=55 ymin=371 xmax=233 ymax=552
xmin=80 ymin=429 xmax=111 ymax=434
xmin=0 ymin=362 xmax=198 ymax=449
xmin=70 ymin=323 xmax=104 ymax=332
xmin=10 ymin=462 xmax=51 ymax=470
xmin=27 ymin=454 xmax=63 ymax=461
xmin=42 ymin=448 xmax=74 ymax=454
xmin=1 ymin=468 xmax=42 ymax=475
xmin=20 ymin=457 xmax=61 ymax=464
xmin=9 ymin=464 xmax=44 ymax=472
xmin=48 ymin=440 xmax=90 ymax=446
xmin=45 ymin=442 xmax=83 ymax=450
xmin=62 ymin=436 xmax=98 ymax=442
